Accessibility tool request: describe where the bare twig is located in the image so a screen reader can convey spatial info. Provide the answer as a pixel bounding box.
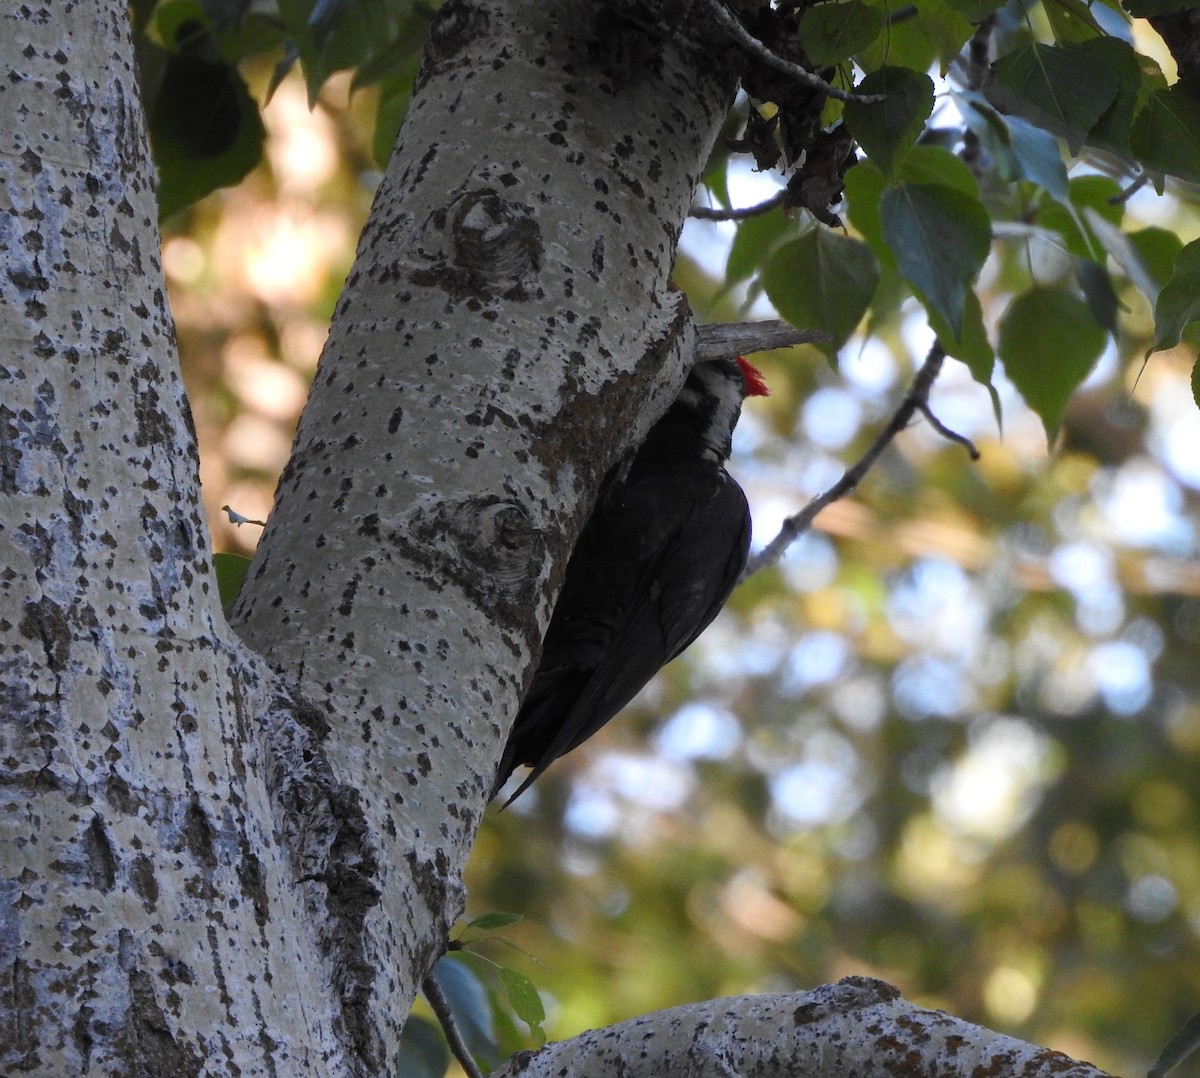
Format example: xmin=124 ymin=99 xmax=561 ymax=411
xmin=698 ymin=0 xmax=885 ymax=105
xmin=918 ymin=401 xmax=980 ymax=459
xmin=422 ymin=972 xmax=485 ymax=1078
xmin=689 ymin=190 xmax=789 ymax=220
xmin=1110 ymin=171 xmax=1151 ymax=205
xmin=744 ymin=342 xmax=978 ymax=576
xmin=697 ymin=319 xmax=831 ymax=360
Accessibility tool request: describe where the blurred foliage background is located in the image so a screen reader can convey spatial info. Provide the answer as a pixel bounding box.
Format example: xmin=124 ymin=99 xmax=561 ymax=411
xmin=163 ymin=11 xmax=1200 ymax=1078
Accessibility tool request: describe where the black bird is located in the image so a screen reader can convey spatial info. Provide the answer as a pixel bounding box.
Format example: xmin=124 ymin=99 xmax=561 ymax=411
xmin=493 ymin=356 xmax=769 ymax=802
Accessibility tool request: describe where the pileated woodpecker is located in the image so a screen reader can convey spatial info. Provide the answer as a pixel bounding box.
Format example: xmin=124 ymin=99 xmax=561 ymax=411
xmin=493 ymin=355 xmax=769 ymax=802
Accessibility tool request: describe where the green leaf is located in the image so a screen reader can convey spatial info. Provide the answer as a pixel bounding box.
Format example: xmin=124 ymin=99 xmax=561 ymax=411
xmin=351 ymin=7 xmax=431 ymax=88
xmin=844 ymin=159 xmax=890 ymax=267
xmin=466 ymin=912 xmax=523 ymax=932
xmin=913 ymin=0 xmax=975 ymax=73
xmin=1084 ymin=207 xmax=1165 ymax=305
xmin=499 ymin=968 xmax=545 ymax=1044
xmin=1073 ymin=258 xmax=1118 ymax=333
xmin=1043 ymin=0 xmax=1105 ymax=43
xmin=396 ymin=1015 xmax=450 ymax=1078
xmin=373 ymin=73 xmax=415 ymax=166
xmin=986 ymin=42 xmax=1121 ymax=153
xmin=214 ymin=553 xmax=252 ymax=609
xmin=797 ymin=1 xmax=884 ymax=66
xmin=1149 ymin=239 xmax=1200 ymax=357
xmin=1035 ymin=175 xmax=1122 ymax=262
xmin=998 ymin=287 xmax=1107 ymax=440
xmin=1125 ymin=0 xmax=1199 ymax=14
xmin=929 ymin=290 xmax=994 ymax=386
xmin=844 ymin=159 xmax=892 ymax=268
xmin=1149 ymin=1008 xmax=1200 ymax=1078
xmin=278 ymin=0 xmax=422 ymax=104
xmin=943 ymin=0 xmax=1005 ymax=19
xmin=880 ymin=182 xmax=991 ymax=337
xmin=1084 ymin=38 xmax=1158 ymax=158
xmin=843 ymin=66 xmax=934 ymax=178
xmin=855 ymin=1 xmax=937 ymax=73
xmin=1131 ymin=80 xmax=1200 ymax=184
xmin=726 ymin=208 xmax=799 ymax=289
xmin=962 ymin=96 xmax=1068 ymax=201
xmin=762 ymin=229 xmax=880 ymax=357
xmin=897 ymin=145 xmax=981 ymax=197
xmin=152 ymin=61 xmax=265 ymax=216
xmin=1128 ymin=227 xmax=1185 ymax=294
xmin=432 ymin=957 xmax=499 ymax=1068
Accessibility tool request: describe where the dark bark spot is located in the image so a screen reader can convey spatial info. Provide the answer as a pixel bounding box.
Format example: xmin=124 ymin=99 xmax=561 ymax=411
xmin=84 ymin=814 xmax=118 ymax=892
xmin=130 ymin=853 xmax=159 ymax=909
xmin=181 ymin=796 xmax=215 ymax=867
xmin=19 ymin=595 xmax=70 ymax=671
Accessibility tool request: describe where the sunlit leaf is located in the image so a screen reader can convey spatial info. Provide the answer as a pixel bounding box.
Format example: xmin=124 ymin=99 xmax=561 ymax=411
xmin=897 ymin=145 xmax=981 ymax=197
xmin=843 ymin=158 xmax=889 ymax=266
xmin=499 ymin=968 xmax=545 ymax=1044
xmin=214 ymin=553 xmax=251 ymax=610
xmin=999 ymin=287 xmax=1107 ymax=440
xmin=467 ymin=912 xmax=523 ymax=931
xmin=1128 ymin=227 xmax=1185 ymax=294
xmin=913 ymin=0 xmax=975 ymax=72
xmin=881 ymin=182 xmax=991 ymax=337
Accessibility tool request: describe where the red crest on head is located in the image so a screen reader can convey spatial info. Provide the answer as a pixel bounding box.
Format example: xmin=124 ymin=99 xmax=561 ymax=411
xmin=735 ymin=356 xmax=770 ymax=398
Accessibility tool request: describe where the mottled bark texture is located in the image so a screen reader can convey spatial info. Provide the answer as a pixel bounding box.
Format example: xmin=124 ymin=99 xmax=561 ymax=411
xmin=0 ymin=1 xmax=367 ymax=1074
xmin=231 ymin=0 xmax=739 ymax=1063
xmin=492 ymin=978 xmax=1112 ymax=1078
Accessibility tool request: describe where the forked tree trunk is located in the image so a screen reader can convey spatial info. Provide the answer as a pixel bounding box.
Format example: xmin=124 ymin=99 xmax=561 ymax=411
xmin=0 ymin=0 xmax=1120 ymax=1074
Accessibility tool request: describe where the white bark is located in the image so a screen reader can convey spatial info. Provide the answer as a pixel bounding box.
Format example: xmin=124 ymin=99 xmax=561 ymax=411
xmin=1 ymin=1 xmax=354 ymax=1073
xmin=0 ymin=1 xmax=1122 ymax=1076
xmin=492 ymin=978 xmax=1112 ymax=1078
xmin=232 ymin=0 xmax=737 ymax=1066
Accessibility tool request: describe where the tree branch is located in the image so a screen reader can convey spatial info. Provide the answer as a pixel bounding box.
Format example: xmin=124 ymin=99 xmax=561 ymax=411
xmin=490 ymin=977 xmax=1112 ymax=1078
xmin=696 ymin=319 xmax=831 ymax=360
xmin=744 ymin=342 xmax=976 ymax=576
xmin=689 ymin=190 xmax=788 ymax=220
xmin=422 ymin=974 xmax=484 ymax=1078
xmin=697 ymin=0 xmax=885 ymax=105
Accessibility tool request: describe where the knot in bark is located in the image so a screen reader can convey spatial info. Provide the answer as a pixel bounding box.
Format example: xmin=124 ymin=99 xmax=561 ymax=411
xmin=399 ymin=494 xmax=545 ymax=630
xmin=449 ymin=496 xmax=540 ymax=586
xmin=411 ymin=188 xmax=543 ymax=301
xmin=451 ymin=189 xmax=541 ymax=285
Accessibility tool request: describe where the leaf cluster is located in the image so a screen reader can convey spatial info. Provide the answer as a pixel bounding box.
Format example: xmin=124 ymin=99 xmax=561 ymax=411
xmin=706 ymin=0 xmax=1200 ymax=439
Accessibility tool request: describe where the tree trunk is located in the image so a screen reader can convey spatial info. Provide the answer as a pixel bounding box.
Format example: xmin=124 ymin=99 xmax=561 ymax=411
xmin=2 ymin=0 xmax=738 ymax=1072
xmin=0 ymin=0 xmax=1124 ymax=1074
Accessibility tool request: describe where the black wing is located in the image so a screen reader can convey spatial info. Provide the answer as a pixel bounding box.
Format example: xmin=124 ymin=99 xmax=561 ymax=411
xmin=495 ymin=469 xmax=750 ymax=802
